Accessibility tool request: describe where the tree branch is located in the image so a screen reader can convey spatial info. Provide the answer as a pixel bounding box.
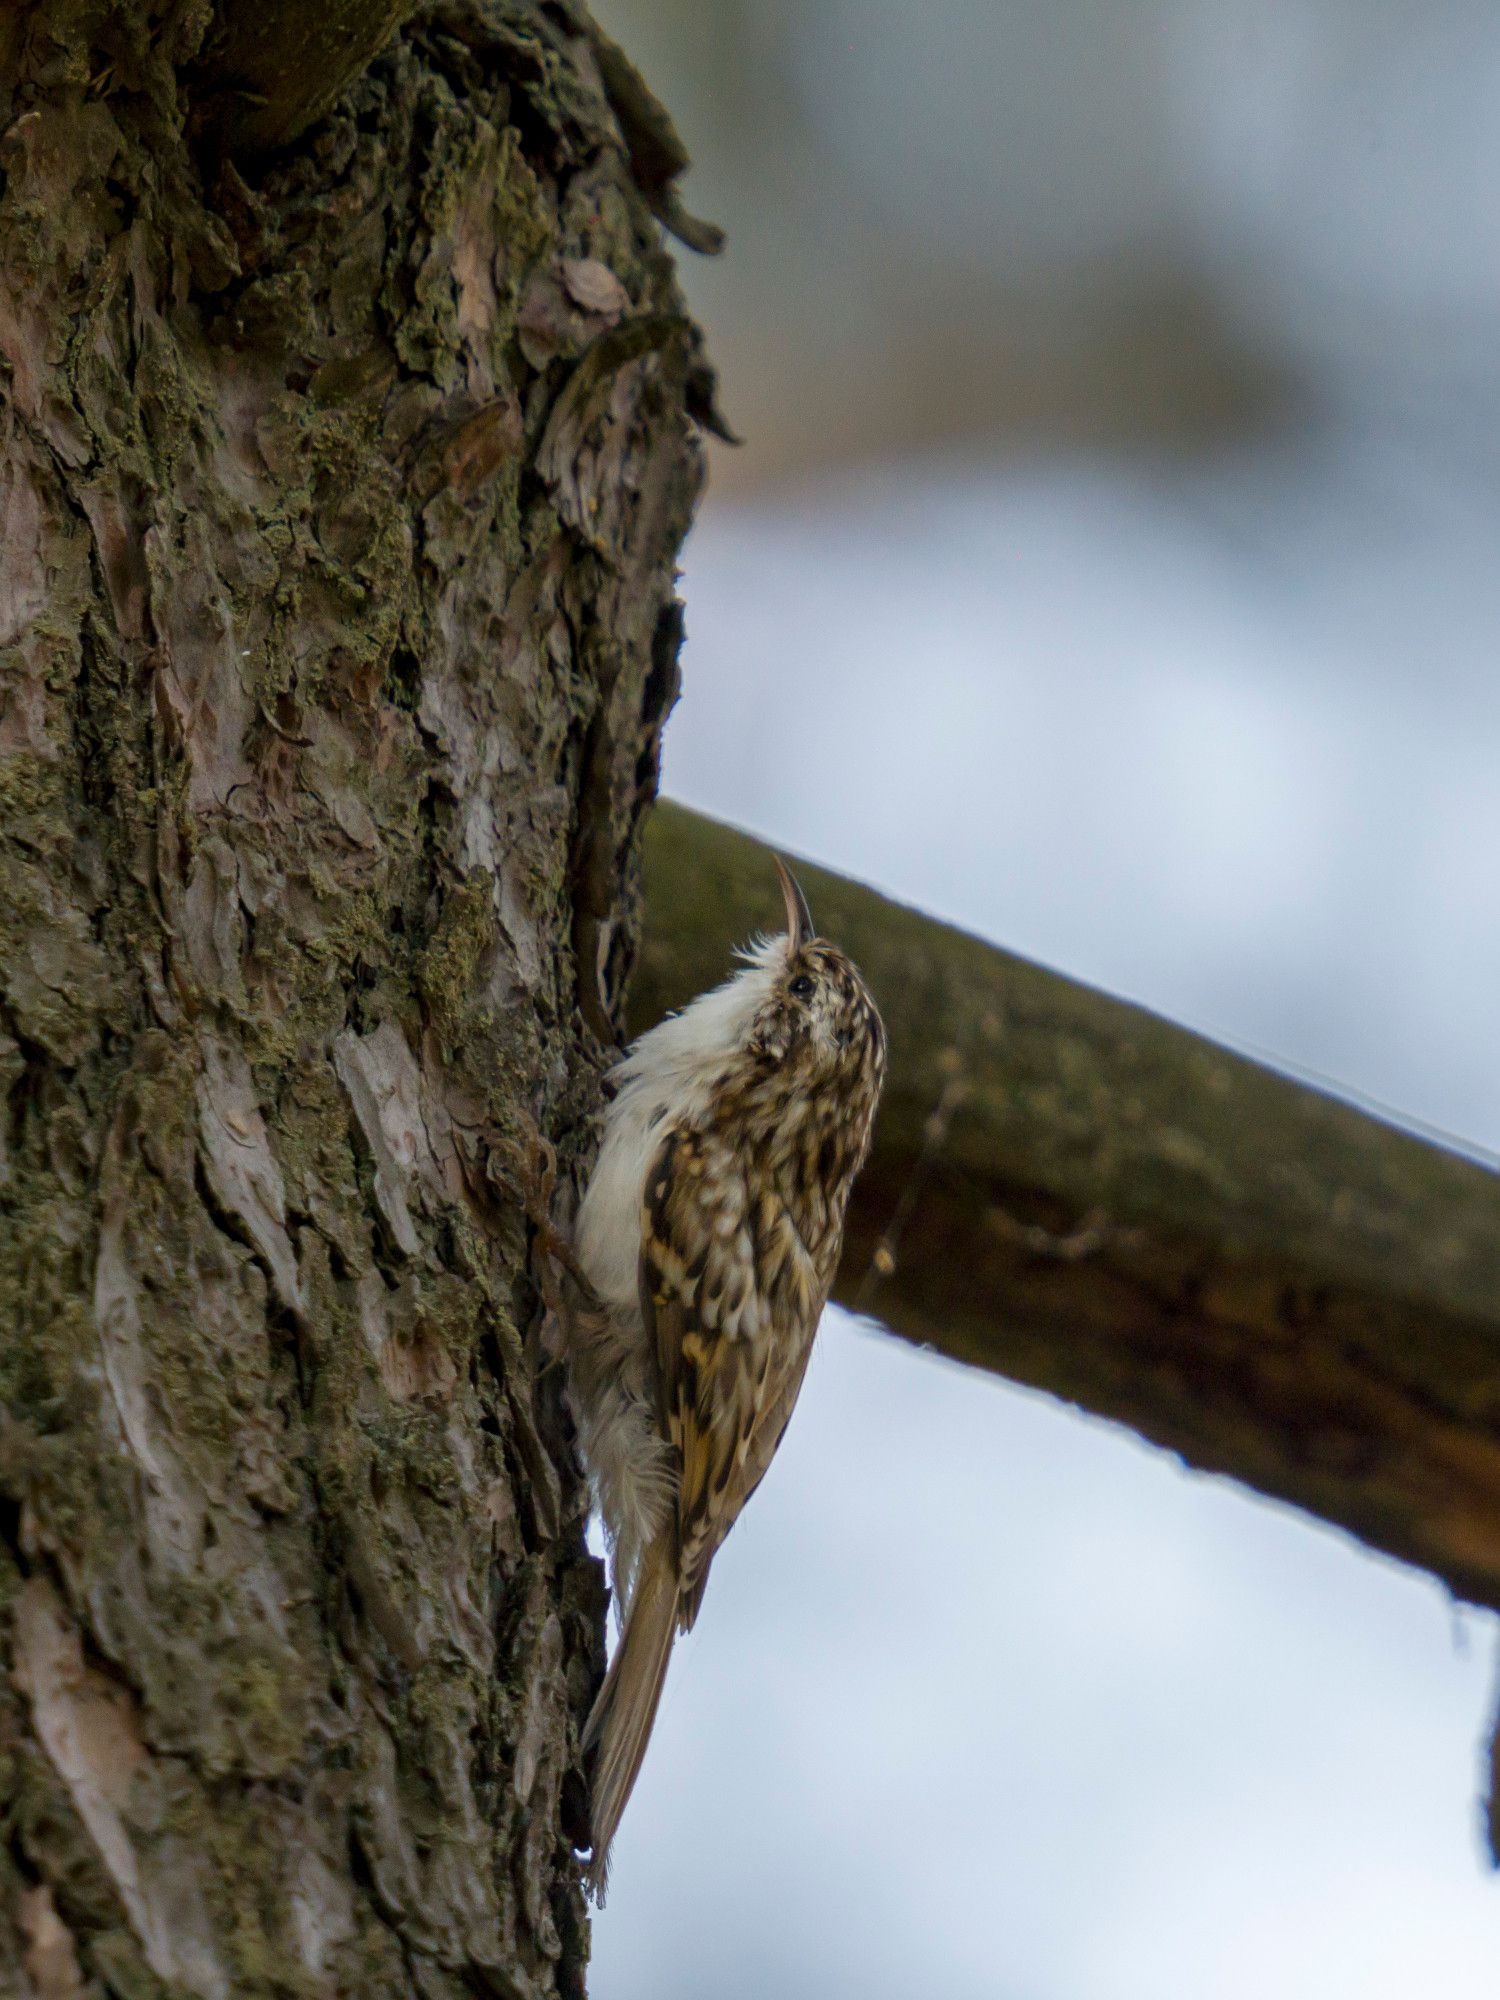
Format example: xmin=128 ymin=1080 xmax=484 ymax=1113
xmin=634 ymin=804 xmax=1500 ymax=1613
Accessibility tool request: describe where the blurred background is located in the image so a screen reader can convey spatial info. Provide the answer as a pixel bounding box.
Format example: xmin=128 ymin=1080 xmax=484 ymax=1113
xmin=587 ymin=2 xmax=1500 ymax=1992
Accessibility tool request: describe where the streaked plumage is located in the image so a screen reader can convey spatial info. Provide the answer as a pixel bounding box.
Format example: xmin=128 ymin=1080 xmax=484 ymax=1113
xmin=565 ymin=858 xmax=885 ymax=1895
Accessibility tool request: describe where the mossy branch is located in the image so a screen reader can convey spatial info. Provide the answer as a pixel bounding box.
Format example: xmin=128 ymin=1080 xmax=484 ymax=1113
xmin=634 ymin=803 xmax=1500 ymax=1614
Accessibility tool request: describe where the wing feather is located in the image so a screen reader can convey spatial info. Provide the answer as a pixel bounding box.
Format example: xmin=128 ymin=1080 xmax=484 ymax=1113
xmin=639 ymin=1124 xmax=829 ymax=1628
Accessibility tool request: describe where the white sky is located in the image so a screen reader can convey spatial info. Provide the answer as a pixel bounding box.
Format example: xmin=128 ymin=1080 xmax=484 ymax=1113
xmin=587 ymin=436 xmax=1500 ymax=1997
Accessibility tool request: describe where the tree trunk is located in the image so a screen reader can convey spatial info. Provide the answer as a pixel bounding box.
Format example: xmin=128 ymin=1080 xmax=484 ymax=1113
xmin=0 ymin=5 xmax=706 ymax=1993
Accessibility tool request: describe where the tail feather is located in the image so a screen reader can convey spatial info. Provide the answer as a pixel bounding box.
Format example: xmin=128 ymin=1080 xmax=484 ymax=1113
xmin=584 ymin=1533 xmax=678 ymax=1901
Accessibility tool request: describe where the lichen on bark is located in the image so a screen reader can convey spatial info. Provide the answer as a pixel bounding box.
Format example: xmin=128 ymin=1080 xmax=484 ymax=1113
xmin=0 ymin=4 xmax=707 ymax=1993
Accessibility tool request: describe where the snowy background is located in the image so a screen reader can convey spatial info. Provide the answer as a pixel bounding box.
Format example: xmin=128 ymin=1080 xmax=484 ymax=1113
xmin=586 ymin=2 xmax=1500 ymax=1992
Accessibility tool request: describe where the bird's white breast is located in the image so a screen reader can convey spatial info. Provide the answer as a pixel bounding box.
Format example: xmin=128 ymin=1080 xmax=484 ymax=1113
xmin=574 ymin=938 xmax=788 ymax=1312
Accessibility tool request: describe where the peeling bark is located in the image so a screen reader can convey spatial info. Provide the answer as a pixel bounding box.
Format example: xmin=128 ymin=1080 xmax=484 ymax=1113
xmin=636 ymin=806 xmax=1500 ymax=1614
xmin=0 ymin=5 xmax=706 ymax=1993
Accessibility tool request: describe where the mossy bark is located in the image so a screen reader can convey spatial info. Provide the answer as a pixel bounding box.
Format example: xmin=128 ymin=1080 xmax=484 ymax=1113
xmin=0 ymin=5 xmax=706 ymax=1993
xmin=636 ymin=806 xmax=1500 ymax=1615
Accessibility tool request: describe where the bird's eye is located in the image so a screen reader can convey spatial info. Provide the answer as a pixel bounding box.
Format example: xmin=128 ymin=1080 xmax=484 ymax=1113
xmin=789 ymin=974 xmax=815 ymax=1001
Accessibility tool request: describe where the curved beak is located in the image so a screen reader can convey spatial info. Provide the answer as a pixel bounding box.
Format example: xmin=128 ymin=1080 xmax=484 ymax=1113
xmin=773 ymin=854 xmax=815 ymax=950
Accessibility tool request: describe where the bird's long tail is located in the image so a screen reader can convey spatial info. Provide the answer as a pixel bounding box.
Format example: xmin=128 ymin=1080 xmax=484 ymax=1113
xmin=583 ymin=1532 xmax=678 ymax=1900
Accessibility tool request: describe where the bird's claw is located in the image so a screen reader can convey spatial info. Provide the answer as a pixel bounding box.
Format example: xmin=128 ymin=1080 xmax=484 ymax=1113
xmin=496 ymin=1112 xmax=603 ymax=1318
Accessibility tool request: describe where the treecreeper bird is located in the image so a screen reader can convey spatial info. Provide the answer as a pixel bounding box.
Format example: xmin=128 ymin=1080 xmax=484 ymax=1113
xmin=564 ymin=856 xmax=886 ymax=1896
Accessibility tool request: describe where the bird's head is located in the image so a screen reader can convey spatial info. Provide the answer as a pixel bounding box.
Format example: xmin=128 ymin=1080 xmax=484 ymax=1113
xmin=735 ymin=859 xmax=886 ymax=1106
xmin=612 ymin=854 xmax=885 ymax=1155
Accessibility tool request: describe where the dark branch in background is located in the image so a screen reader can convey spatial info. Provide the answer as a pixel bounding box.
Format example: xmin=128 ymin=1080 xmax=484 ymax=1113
xmin=635 ymin=804 xmax=1500 ymax=1622
xmin=193 ymin=1 xmax=417 ymax=151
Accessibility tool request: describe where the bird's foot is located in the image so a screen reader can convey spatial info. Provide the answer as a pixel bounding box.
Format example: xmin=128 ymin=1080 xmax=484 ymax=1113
xmin=496 ymin=1112 xmax=603 ymax=1319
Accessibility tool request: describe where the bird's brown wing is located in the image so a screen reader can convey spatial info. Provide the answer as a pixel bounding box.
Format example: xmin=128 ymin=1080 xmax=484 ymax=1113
xmin=639 ymin=1125 xmax=827 ymax=1630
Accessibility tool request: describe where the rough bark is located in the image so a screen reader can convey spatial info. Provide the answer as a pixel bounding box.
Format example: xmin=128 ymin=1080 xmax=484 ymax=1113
xmin=635 ymin=806 xmax=1500 ymax=1613
xmin=0 ymin=5 xmax=707 ymax=1994
xmin=193 ymin=1 xmax=420 ymax=153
